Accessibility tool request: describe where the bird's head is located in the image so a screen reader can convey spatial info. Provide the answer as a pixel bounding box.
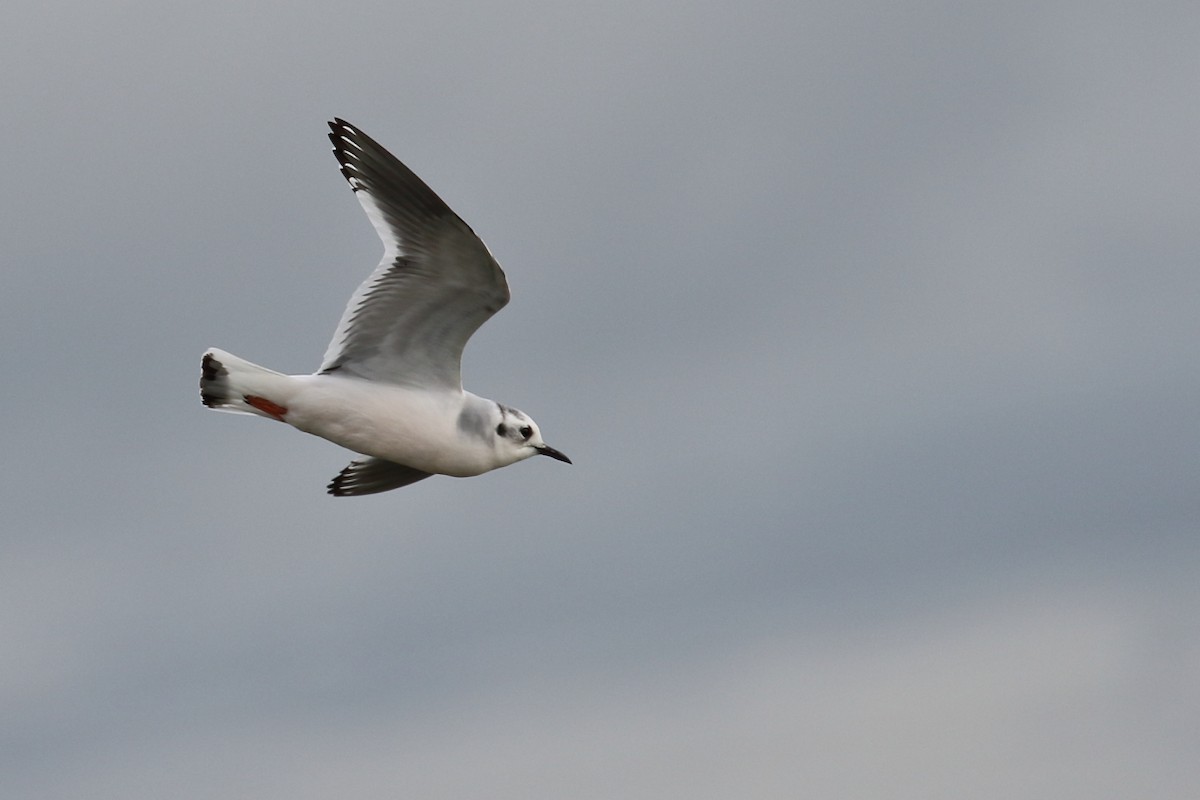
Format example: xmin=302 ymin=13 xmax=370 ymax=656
xmin=492 ymin=404 xmax=571 ymax=467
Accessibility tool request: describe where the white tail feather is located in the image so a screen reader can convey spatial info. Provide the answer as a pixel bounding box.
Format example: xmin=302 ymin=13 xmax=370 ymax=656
xmin=199 ymin=349 xmax=295 ymax=419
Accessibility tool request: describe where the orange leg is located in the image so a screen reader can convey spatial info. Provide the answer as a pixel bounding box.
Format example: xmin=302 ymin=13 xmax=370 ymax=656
xmin=244 ymin=394 xmax=288 ymax=421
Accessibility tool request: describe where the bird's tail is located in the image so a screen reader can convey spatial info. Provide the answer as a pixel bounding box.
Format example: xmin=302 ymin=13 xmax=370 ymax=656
xmin=199 ymin=349 xmax=294 ymax=420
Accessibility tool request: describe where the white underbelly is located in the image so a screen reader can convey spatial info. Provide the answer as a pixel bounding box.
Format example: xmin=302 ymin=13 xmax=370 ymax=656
xmin=283 ymin=376 xmax=492 ymax=476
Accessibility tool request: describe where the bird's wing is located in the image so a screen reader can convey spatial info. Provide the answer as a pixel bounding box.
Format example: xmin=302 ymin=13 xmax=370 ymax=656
xmin=327 ymin=457 xmax=433 ymax=496
xmin=318 ymin=118 xmax=510 ymax=389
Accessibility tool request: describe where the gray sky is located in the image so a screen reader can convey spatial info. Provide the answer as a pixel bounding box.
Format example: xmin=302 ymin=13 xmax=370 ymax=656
xmin=3 ymin=1 xmax=1198 ymax=797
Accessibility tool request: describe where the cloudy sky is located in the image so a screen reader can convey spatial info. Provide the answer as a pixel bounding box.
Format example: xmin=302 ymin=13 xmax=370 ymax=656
xmin=3 ymin=1 xmax=1198 ymax=797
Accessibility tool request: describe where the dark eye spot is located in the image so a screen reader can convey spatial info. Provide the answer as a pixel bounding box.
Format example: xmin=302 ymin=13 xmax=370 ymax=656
xmin=519 ymin=425 xmax=532 ymax=440
xmin=496 ymin=423 xmax=508 ymax=437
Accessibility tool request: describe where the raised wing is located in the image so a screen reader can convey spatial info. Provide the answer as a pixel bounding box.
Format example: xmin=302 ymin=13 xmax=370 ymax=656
xmin=319 ymin=119 xmax=510 ymax=389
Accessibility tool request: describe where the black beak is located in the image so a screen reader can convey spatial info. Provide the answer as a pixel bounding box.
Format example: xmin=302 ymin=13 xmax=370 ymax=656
xmin=535 ymin=444 xmax=572 ymax=464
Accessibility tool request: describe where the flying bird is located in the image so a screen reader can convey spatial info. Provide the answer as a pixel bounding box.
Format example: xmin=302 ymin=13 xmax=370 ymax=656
xmin=200 ymin=119 xmax=570 ymax=495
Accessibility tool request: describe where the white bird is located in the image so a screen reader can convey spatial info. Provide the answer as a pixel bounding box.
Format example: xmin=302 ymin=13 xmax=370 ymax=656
xmin=200 ymin=118 xmax=570 ymax=496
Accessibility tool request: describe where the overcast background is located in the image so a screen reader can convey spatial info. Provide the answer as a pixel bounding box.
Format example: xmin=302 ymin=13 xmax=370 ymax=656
xmin=3 ymin=1 xmax=1198 ymax=798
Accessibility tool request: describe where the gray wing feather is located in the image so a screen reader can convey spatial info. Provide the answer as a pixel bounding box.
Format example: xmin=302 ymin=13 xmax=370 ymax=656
xmin=327 ymin=457 xmax=433 ymax=496
xmin=319 ymin=119 xmax=510 ymax=389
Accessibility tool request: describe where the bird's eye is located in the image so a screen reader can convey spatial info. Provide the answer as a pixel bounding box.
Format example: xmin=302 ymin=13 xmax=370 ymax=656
xmin=519 ymin=425 xmax=533 ymax=440
xmin=496 ymin=424 xmax=508 ymax=436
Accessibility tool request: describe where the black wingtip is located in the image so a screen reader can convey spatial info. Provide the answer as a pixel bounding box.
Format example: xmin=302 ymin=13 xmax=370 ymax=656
xmin=328 ymin=120 xmax=360 ymax=189
xmin=326 ymin=467 xmax=350 ymax=496
xmin=328 ymin=119 xmax=349 ymax=150
xmin=328 ymin=118 xmax=356 ymax=141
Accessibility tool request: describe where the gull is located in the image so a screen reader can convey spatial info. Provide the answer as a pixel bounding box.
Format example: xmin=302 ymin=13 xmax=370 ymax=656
xmin=200 ymin=118 xmax=570 ymax=496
